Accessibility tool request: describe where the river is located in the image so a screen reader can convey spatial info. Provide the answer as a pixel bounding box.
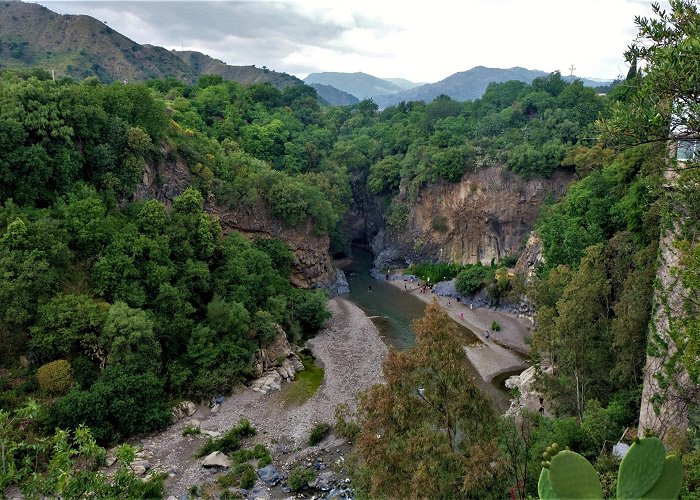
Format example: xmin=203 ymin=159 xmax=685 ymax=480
xmin=338 ymin=246 xmax=514 ymax=410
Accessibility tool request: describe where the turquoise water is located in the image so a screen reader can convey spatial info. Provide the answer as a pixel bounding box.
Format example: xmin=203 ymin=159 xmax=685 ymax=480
xmin=339 ymin=246 xmax=513 ymax=409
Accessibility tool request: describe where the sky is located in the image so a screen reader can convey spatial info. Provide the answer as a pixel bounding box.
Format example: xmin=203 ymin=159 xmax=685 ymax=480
xmin=31 ymin=0 xmax=671 ymax=83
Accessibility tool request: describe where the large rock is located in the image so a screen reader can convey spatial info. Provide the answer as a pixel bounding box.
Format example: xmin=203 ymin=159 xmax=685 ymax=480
xmin=171 ymin=400 xmax=197 ymax=423
xmin=257 ymin=464 xmax=281 ymax=485
xmin=202 ymin=451 xmax=231 ymax=468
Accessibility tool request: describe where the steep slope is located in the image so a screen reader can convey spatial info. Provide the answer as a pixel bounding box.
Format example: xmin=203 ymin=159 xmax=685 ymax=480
xmin=0 ymin=1 xmax=301 ymax=88
xmin=308 ymin=83 xmax=359 ymax=106
xmin=383 ymin=77 xmax=423 ymax=90
xmin=304 ymin=71 xmax=403 ymax=99
xmin=360 ymin=166 xmax=573 ymax=269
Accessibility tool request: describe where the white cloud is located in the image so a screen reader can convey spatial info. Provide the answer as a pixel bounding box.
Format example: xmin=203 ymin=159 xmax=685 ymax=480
xmin=34 ymin=0 xmax=670 ymax=82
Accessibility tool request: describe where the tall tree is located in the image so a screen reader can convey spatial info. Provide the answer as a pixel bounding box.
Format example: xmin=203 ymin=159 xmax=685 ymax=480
xmin=355 ymin=301 xmax=505 ymax=499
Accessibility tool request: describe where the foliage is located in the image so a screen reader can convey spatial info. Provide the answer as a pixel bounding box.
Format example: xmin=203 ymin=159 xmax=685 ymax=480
xmin=334 ymin=403 xmax=360 ymax=441
xmin=455 ymin=263 xmax=496 ymax=295
xmin=288 ymin=466 xmax=316 ymax=491
xmin=195 ymin=418 xmax=256 ymax=457
xmin=537 ymin=437 xmax=682 ymax=499
xmin=355 ymin=301 xmax=505 ymax=498
xmin=491 ymin=321 xmax=501 ymax=332
xmin=283 ymin=351 xmax=324 ymax=407
xmin=35 ymin=359 xmax=73 ymax=394
xmin=308 ymin=422 xmax=331 ymax=446
xmin=218 ymin=463 xmax=257 ymax=490
xmin=52 ymin=364 xmax=171 ymax=444
xmin=407 ymin=261 xmax=463 ymax=283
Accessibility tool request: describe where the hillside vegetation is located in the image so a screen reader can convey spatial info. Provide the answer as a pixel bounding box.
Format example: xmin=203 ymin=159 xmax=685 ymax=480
xmin=1 ymin=1 xmax=700 ymax=497
xmin=0 ymin=2 xmax=301 ymax=87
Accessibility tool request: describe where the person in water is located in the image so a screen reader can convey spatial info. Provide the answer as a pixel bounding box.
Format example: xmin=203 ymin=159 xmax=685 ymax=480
xmin=368 ymin=285 xmax=372 ymax=292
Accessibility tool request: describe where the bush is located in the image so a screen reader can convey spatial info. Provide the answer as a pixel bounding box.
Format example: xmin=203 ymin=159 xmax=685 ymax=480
xmin=53 ymin=364 xmax=171 ymax=444
xmin=229 ymin=443 xmax=272 ymax=468
xmin=36 ymin=359 xmax=73 ymax=394
xmin=195 ymin=418 xmax=256 ymax=457
xmin=308 ymin=422 xmax=330 ymax=446
xmin=491 ymin=321 xmax=501 ymax=331
xmin=288 ymin=466 xmax=315 ymax=491
xmin=455 ymin=263 xmax=496 ymax=295
xmin=218 ymin=463 xmax=257 ymax=489
xmin=334 ymin=404 xmax=360 ymax=441
xmin=182 ymin=424 xmax=200 ymax=437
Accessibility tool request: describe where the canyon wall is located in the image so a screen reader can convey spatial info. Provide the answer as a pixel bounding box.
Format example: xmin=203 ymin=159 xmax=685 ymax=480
xmin=368 ymin=166 xmax=572 ymax=269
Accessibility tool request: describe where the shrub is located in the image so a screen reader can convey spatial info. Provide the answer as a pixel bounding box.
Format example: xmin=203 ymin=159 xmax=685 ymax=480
xmin=334 ymin=404 xmax=360 ymax=441
xmin=182 ymin=424 xmax=200 ymax=437
xmin=229 ymin=443 xmax=272 ymax=468
xmin=308 ymin=422 xmax=330 ymax=446
xmin=455 ymin=263 xmax=496 ymax=295
xmin=288 ymin=466 xmax=315 ymax=491
xmin=195 ymin=418 xmax=256 ymax=457
xmin=491 ymin=321 xmax=501 ymax=331
xmin=36 ymin=359 xmax=73 ymax=394
xmin=218 ymin=463 xmax=257 ymax=489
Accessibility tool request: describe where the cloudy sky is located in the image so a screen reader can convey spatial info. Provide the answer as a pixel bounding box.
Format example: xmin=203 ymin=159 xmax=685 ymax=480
xmin=32 ymin=0 xmax=669 ymax=83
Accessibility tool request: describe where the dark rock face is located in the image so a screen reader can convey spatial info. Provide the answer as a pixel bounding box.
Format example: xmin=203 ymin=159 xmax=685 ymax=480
xmin=372 ymin=166 xmax=573 ymax=267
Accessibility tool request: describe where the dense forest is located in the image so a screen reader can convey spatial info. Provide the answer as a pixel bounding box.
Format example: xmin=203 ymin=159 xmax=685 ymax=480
xmin=1 ymin=0 xmax=700 ymax=497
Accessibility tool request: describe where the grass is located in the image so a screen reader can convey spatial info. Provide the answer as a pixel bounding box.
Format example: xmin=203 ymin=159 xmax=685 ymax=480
xmin=282 ymin=351 xmax=324 ymax=407
xmin=194 ymin=418 xmax=256 ymax=457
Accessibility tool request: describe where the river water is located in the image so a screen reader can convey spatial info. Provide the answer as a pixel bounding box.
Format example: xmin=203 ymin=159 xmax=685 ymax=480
xmin=338 ymin=246 xmax=512 ymax=410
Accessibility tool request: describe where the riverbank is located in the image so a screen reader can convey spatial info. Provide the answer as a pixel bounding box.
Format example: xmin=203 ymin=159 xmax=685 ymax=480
xmin=384 ymin=277 xmax=531 ymax=382
xmin=140 ymin=296 xmax=387 ymax=498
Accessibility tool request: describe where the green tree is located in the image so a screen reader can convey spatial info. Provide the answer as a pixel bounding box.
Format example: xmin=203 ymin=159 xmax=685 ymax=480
xmin=355 ymin=301 xmax=505 ymax=499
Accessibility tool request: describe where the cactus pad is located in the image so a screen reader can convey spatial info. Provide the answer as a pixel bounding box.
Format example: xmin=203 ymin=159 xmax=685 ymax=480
xmin=538 ymin=468 xmax=559 ymax=499
xmin=641 ymin=455 xmax=682 ymax=499
xmin=548 ymin=450 xmax=602 ymax=499
xmin=617 ymin=436 xmax=666 ymax=498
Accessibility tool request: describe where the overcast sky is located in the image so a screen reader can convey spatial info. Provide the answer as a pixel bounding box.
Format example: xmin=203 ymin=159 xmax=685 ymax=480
xmin=31 ymin=0 xmax=670 ymax=83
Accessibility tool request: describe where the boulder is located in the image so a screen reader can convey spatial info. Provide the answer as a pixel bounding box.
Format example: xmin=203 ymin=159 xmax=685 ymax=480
xmin=257 ymin=464 xmax=281 ymax=485
xmin=171 ymin=401 xmax=197 ymax=423
xmin=252 ymin=325 xmax=293 ymax=377
xmin=202 ymin=451 xmax=231 ymax=468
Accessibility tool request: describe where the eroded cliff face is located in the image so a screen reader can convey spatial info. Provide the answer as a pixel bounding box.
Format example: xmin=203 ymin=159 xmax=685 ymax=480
xmin=133 ymin=146 xmax=337 ymax=290
xmin=372 ymin=166 xmax=573 ymax=268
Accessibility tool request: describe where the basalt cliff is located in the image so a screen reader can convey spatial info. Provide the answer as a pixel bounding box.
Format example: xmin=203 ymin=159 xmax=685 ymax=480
xmin=356 ymin=166 xmax=573 ymax=269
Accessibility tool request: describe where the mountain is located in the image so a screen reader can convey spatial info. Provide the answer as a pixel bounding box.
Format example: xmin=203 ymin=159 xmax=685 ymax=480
xmin=373 ymin=66 xmax=548 ymax=108
xmin=373 ymin=66 xmax=613 ymax=108
xmin=304 ymin=71 xmax=404 ymax=99
xmin=383 ymin=77 xmax=423 ymax=90
xmin=308 ymin=83 xmax=359 ymax=106
xmin=0 ymin=1 xmax=301 ymax=88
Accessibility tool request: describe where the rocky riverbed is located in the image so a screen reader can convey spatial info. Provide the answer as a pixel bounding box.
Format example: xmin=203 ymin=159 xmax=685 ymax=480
xmin=133 ymin=297 xmax=387 ymax=499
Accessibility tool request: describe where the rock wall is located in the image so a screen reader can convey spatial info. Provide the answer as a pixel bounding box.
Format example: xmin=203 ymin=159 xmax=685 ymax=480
xmin=372 ymin=166 xmax=572 ymax=268
xmin=133 ymin=145 xmax=337 ymax=290
xmin=638 ymin=162 xmax=698 ymax=441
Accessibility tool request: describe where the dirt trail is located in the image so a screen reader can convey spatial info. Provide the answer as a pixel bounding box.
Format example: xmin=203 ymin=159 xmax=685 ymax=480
xmin=138 ymin=297 xmax=387 ymax=498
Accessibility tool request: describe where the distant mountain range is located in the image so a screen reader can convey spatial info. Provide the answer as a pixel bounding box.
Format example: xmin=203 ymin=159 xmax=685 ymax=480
xmin=0 ymin=1 xmax=301 ymax=88
xmin=308 ymin=83 xmax=359 ymax=106
xmin=304 ymin=72 xmax=422 ymax=100
xmin=306 ymin=67 xmax=613 ymax=108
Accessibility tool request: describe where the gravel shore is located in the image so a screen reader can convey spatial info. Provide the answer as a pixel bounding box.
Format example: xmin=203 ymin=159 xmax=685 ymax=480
xmin=140 ymin=296 xmax=387 ymax=497
xmin=385 ymin=278 xmax=531 ymax=381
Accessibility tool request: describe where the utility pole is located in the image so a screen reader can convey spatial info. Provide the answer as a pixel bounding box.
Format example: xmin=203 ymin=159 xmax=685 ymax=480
xmin=568 ymin=64 xmax=576 ymax=76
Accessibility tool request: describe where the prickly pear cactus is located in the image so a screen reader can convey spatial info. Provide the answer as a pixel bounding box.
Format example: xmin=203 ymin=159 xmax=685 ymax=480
xmin=617 ymin=437 xmax=682 ymax=499
xmin=537 ymin=437 xmax=683 ymax=500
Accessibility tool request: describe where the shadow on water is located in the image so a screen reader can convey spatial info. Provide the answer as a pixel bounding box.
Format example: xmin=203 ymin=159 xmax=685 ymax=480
xmin=338 ymin=245 xmax=513 ymax=411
